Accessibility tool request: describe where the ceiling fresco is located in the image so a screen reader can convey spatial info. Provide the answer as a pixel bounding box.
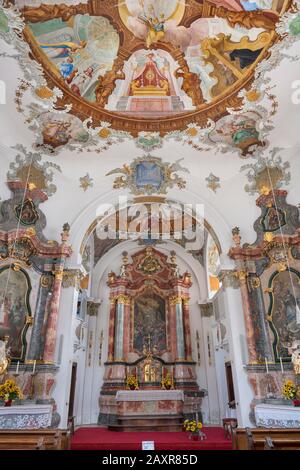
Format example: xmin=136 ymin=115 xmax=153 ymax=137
xmin=0 ymin=1 xmax=299 ymax=157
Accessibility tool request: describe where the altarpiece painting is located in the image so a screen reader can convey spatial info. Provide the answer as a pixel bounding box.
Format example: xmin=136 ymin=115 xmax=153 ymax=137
xmin=267 ymin=269 xmax=300 ymax=361
xmin=0 ymin=266 xmax=32 ymax=361
xmin=133 ymin=292 xmax=166 ymax=354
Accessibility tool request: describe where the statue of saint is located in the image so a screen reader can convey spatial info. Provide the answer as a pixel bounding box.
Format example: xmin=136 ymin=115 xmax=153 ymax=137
xmin=95 ymin=59 xmax=125 ymax=108
xmin=174 ymin=65 xmax=204 ymax=106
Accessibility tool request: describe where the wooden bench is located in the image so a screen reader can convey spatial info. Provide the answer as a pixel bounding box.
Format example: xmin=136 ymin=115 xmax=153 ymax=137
xmin=232 ymin=427 xmax=300 ymax=450
xmin=0 ymin=429 xmax=71 ymax=450
xmin=264 ymin=436 xmax=300 ymax=450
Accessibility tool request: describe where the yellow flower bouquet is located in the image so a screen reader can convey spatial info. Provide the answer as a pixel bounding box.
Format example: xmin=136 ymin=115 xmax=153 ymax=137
xmin=126 ymin=375 xmax=139 ymax=390
xmin=0 ymin=379 xmax=23 ymax=406
xmin=282 ymin=380 xmax=300 ymax=404
xmin=183 ymin=419 xmax=203 ymax=433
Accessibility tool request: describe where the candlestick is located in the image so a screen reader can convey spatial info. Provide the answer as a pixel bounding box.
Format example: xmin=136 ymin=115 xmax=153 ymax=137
xmin=16 ymin=361 xmax=19 ymax=375
xmin=265 ymin=357 xmax=269 ymax=374
xmin=33 ymin=360 xmax=36 ymax=374
xmin=280 ymin=357 xmax=284 ymax=373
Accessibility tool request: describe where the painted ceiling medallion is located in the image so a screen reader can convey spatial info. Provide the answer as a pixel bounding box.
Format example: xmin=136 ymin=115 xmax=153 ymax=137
xmin=15 ymin=0 xmax=290 ymax=136
xmin=106 ymin=155 xmax=189 ymax=195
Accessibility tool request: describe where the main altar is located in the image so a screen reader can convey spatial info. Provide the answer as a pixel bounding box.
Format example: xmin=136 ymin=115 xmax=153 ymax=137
xmin=99 ymin=247 xmax=203 ymax=431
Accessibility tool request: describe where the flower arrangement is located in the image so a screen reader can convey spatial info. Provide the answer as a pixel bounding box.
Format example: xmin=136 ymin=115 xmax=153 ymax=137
xmin=126 ymin=375 xmax=139 ymax=390
xmin=183 ymin=419 xmax=203 ymax=434
xmin=0 ymin=379 xmax=23 ymax=405
xmin=161 ymin=372 xmax=172 ymax=390
xmin=282 ymin=380 xmax=300 ymax=400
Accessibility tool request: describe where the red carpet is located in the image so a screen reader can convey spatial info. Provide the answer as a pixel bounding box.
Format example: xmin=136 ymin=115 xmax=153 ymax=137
xmin=71 ymin=427 xmax=232 ymax=450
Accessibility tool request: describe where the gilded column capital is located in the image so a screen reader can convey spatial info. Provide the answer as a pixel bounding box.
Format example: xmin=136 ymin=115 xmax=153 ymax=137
xmin=86 ymin=300 xmax=101 ymax=317
xmin=169 ymin=295 xmax=182 ymax=305
xmin=111 ymin=294 xmax=131 ymax=305
xmin=199 ymin=302 xmax=214 ymax=318
xmin=218 ymin=269 xmax=240 ymax=289
xmin=62 ymin=268 xmax=83 ymax=290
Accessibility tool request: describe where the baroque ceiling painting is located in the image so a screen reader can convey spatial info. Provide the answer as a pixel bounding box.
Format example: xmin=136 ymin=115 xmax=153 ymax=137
xmin=0 ymin=0 xmax=298 ymax=156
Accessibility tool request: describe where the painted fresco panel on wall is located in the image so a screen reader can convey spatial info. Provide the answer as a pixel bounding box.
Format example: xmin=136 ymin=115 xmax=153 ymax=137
xmin=133 ymin=293 xmax=166 ymax=354
xmin=0 ymin=266 xmax=32 ymax=360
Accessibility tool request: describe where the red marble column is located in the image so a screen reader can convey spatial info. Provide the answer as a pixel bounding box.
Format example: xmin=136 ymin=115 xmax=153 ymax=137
xmin=43 ymin=265 xmax=64 ymax=363
xmin=239 ymin=273 xmax=258 ymax=363
xmin=182 ymin=298 xmax=192 ymax=360
xmin=107 ymin=298 xmax=116 ymax=362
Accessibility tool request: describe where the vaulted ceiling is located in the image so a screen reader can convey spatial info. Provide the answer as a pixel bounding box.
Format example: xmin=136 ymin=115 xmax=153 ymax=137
xmin=0 ymin=1 xmax=300 ymax=253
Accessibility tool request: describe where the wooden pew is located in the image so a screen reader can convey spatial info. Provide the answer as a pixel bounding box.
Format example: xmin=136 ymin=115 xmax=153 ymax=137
xmin=0 ymin=436 xmax=46 ymax=450
xmin=264 ymin=436 xmax=300 ymax=450
xmin=0 ymin=429 xmax=71 ymax=450
xmin=232 ymin=427 xmax=300 ymax=450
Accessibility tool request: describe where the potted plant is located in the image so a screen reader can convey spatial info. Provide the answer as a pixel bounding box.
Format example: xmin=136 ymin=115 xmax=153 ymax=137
xmin=126 ymin=375 xmax=139 ymax=390
xmin=0 ymin=379 xmax=23 ymax=407
xmin=282 ymin=380 xmax=300 ymax=406
xmin=183 ymin=419 xmax=205 ymax=441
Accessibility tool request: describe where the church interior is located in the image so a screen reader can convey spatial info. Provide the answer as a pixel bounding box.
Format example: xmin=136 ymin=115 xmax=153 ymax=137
xmin=0 ymin=0 xmax=300 ymax=452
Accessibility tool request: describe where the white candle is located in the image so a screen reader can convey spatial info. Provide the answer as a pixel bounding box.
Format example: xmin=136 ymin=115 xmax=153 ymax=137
xmin=280 ymin=357 xmax=284 ymax=373
xmin=265 ymin=357 xmax=269 ymax=374
xmin=16 ymin=361 xmax=19 ymax=375
xmin=33 ymin=360 xmax=36 ymax=374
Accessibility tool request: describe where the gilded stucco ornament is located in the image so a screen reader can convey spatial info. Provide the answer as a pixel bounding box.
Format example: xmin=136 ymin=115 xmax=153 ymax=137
xmin=205 ymin=173 xmax=221 ymax=193
xmin=7 ymin=145 xmax=61 ymax=197
xmin=106 ymin=155 xmax=189 ymax=195
xmin=241 ymin=149 xmax=290 ymax=196
xmin=79 ymin=173 xmax=94 ymax=192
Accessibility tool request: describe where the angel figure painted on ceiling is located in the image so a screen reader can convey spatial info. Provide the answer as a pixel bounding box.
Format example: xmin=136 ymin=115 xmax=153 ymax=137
xmin=119 ymin=0 xmax=280 ymax=50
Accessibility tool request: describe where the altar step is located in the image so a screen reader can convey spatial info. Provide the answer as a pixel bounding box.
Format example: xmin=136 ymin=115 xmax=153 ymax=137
xmin=108 ymin=414 xmax=183 ymax=432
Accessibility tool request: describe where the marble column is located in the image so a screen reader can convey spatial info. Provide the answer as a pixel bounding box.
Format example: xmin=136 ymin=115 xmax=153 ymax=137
xmin=182 ymin=298 xmax=192 ymax=360
xmin=107 ymin=299 xmax=116 ymax=362
xmin=168 ymin=298 xmax=178 ymax=360
xmin=114 ymin=300 xmax=124 ymax=361
xmin=122 ymin=298 xmax=131 ymax=362
xmin=238 ymin=271 xmax=258 ymax=363
xmin=175 ymin=300 xmax=186 ymax=360
xmin=247 ymin=274 xmax=273 ymax=362
xmin=28 ymin=274 xmax=53 ymax=360
xmin=43 ymin=263 xmax=64 ymax=363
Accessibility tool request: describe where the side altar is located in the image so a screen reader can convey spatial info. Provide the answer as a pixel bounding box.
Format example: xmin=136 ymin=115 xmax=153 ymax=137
xmin=99 ymin=247 xmax=204 ymax=431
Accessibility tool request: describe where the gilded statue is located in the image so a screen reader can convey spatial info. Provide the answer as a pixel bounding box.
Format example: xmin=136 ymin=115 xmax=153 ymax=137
xmin=174 ymin=64 xmax=204 ymax=107
xmin=95 ymin=58 xmax=125 ymax=108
